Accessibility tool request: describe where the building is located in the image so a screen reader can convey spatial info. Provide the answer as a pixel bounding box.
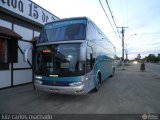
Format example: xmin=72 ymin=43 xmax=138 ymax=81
xmin=0 ymin=0 xmax=59 ymax=89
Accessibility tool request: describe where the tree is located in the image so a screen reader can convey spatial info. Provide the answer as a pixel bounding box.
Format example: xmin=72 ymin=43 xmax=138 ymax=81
xmin=134 ymin=54 xmax=141 ymax=62
xmin=158 ymin=54 xmax=160 ymax=61
xmin=137 ymin=54 xmax=141 ymax=60
xmin=147 ymin=54 xmax=157 ymax=62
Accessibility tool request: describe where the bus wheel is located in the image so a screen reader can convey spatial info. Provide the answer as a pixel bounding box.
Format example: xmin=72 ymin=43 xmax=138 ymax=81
xmin=110 ymin=68 xmax=115 ymax=77
xmin=94 ymin=73 xmax=101 ymax=92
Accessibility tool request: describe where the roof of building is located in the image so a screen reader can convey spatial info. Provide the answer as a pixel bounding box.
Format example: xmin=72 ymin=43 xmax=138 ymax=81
xmin=0 ymin=26 xmax=22 ymax=39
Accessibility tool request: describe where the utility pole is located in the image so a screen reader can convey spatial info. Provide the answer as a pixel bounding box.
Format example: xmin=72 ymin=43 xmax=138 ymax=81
xmin=126 ymin=44 xmax=128 ymax=60
xmin=117 ymin=26 xmax=128 ymax=70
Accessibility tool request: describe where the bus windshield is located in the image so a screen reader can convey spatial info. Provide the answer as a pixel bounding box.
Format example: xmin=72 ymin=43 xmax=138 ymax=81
xmin=35 ymin=44 xmax=85 ymax=77
xmin=39 ymin=19 xmax=87 ymax=43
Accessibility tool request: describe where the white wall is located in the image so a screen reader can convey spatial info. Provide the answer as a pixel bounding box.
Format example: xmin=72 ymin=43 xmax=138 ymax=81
xmin=0 ymin=70 xmax=11 ymax=88
xmin=0 ymin=19 xmax=40 ymax=88
xmin=13 ymin=24 xmax=33 ymax=85
xmin=34 ymin=31 xmax=40 ymax=37
xmin=13 ymin=24 xmax=33 ymax=68
xmin=0 ymin=19 xmax=12 ymax=88
xmin=13 ymin=47 xmax=31 ymax=68
xmin=14 ymin=24 xmax=33 ymax=40
xmin=0 ymin=19 xmax=12 ymax=29
xmin=13 ymin=70 xmax=32 ymax=85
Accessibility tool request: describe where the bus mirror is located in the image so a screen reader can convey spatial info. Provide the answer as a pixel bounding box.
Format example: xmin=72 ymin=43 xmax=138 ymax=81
xmin=24 ymin=46 xmax=33 ymax=62
xmin=80 ymin=41 xmax=87 ymax=61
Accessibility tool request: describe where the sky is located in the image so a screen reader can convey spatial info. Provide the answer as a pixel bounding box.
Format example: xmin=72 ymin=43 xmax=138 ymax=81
xmin=32 ymin=0 xmax=160 ymax=59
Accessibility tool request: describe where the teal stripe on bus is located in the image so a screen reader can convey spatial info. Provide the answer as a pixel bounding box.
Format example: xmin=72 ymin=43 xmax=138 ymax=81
xmin=42 ymin=76 xmax=82 ymax=82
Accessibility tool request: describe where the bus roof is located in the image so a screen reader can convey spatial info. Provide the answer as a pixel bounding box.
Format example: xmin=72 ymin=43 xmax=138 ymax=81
xmin=45 ymin=16 xmax=90 ymax=26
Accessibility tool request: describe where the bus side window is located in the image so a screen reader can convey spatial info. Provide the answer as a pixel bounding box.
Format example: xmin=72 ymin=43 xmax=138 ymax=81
xmin=87 ymin=46 xmax=93 ymax=73
xmin=87 ymin=22 xmax=96 ymax=40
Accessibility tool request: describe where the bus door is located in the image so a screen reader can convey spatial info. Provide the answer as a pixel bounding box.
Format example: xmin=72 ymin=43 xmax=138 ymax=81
xmin=86 ymin=46 xmax=94 ymax=89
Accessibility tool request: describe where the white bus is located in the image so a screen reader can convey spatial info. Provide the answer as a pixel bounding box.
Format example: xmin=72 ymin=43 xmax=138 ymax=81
xmin=33 ymin=17 xmax=116 ymax=95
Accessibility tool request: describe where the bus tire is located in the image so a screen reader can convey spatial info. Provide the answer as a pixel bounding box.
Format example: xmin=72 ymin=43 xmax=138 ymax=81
xmin=94 ymin=73 xmax=101 ymax=92
xmin=110 ymin=67 xmax=115 ymax=77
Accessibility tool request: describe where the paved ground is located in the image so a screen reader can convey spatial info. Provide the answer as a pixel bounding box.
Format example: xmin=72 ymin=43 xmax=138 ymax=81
xmin=146 ymin=63 xmax=160 ymax=77
xmin=0 ymin=63 xmax=160 ymax=114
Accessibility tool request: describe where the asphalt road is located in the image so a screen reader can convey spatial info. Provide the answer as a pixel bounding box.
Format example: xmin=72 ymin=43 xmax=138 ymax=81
xmin=0 ymin=63 xmax=160 ymax=115
xmin=145 ymin=63 xmax=160 ymax=77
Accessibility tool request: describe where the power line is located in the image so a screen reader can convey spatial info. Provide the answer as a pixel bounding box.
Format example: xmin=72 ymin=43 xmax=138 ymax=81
xmin=120 ymin=0 xmax=128 ymax=26
xmin=121 ymin=0 xmax=125 ymax=25
xmin=105 ymin=0 xmax=129 ymax=67
xmin=99 ymin=0 xmax=121 ymax=42
xmin=105 ymin=0 xmax=121 ymax=39
xmin=125 ymin=0 xmax=129 ymax=27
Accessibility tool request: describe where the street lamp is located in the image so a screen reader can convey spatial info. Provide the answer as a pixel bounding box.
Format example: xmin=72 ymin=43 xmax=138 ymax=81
xmin=125 ymin=34 xmax=137 ymax=60
xmin=126 ymin=34 xmax=137 ymax=41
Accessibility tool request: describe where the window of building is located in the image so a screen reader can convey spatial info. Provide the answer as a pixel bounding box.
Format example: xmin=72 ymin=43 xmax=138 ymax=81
xmin=0 ymin=37 xmax=18 ymax=70
xmin=0 ymin=38 xmax=9 ymax=70
xmin=0 ymin=26 xmax=21 ymax=70
xmin=7 ymin=39 xmax=18 ymax=63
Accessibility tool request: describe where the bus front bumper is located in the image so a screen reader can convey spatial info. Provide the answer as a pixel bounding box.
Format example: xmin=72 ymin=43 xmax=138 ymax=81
xmin=35 ymin=83 xmax=86 ymax=95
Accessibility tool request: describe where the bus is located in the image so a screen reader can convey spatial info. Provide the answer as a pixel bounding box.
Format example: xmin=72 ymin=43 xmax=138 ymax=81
xmin=33 ymin=17 xmax=116 ymax=95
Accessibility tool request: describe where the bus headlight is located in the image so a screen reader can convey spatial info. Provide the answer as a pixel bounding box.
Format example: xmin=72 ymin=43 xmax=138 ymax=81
xmin=35 ymin=80 xmax=42 ymax=84
xmin=69 ymin=82 xmax=83 ymax=86
xmin=34 ymin=75 xmax=42 ymax=79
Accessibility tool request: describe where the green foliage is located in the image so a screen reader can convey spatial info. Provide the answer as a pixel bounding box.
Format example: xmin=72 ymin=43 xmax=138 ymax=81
xmin=145 ymin=54 xmax=159 ymax=62
xmin=134 ymin=53 xmax=141 ymax=62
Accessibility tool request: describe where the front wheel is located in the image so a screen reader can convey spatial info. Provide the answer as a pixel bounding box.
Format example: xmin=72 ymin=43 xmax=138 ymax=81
xmin=110 ymin=68 xmax=115 ymax=77
xmin=94 ymin=74 xmax=101 ymax=92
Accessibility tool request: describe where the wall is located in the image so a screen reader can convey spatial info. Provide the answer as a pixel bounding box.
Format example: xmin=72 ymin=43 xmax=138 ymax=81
xmin=0 ymin=14 xmax=40 ymax=88
xmin=0 ymin=19 xmax=12 ymax=88
xmin=0 ymin=0 xmax=59 ymax=88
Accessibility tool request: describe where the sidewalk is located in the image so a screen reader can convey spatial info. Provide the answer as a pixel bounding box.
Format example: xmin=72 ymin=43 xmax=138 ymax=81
xmin=113 ymin=63 xmax=160 ymax=113
xmin=117 ymin=63 xmax=160 ymax=79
